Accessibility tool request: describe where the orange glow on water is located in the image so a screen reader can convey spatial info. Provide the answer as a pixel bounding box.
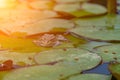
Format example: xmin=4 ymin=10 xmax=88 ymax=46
xmin=0 ymin=0 xmax=17 ymax=8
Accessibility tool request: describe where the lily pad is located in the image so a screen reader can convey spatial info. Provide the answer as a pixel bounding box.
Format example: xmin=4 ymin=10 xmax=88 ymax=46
xmin=34 ymin=48 xmax=101 ymax=71
xmin=70 ymin=10 xmax=95 ymax=18
xmin=70 ymin=3 xmax=107 ymax=17
xmin=109 ymin=63 xmax=120 ymax=80
xmin=0 ymin=51 xmax=35 ymax=65
xmin=82 ymin=3 xmax=107 ymax=14
xmin=94 ymin=44 xmax=120 ymax=62
xmin=54 ymin=3 xmax=81 ymax=12
xmin=54 ymin=3 xmax=107 ymax=18
xmin=55 ymin=0 xmax=88 ymax=3
xmin=73 ymin=16 xmax=106 ymax=27
xmin=13 ymin=18 xmax=74 ymax=35
xmin=78 ymin=41 xmax=110 ymax=51
xmin=0 ymin=10 xmax=59 ymax=35
xmin=70 ymin=15 xmax=120 ymax=42
xmin=68 ymin=74 xmax=111 ymax=80
xmin=29 ymin=0 xmax=55 ymax=10
xmin=70 ymin=26 xmax=120 ymax=42
xmin=2 ymin=65 xmax=86 ymax=80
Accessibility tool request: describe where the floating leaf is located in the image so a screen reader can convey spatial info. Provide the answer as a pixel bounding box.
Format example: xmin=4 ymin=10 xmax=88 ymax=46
xmin=34 ymin=48 xmax=101 ymax=71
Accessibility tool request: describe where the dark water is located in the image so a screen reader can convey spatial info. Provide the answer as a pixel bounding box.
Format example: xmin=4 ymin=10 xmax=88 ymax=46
xmin=117 ymin=1 xmax=120 ymax=14
xmin=83 ymin=62 xmax=110 ymax=75
xmin=83 ymin=62 xmax=117 ymax=80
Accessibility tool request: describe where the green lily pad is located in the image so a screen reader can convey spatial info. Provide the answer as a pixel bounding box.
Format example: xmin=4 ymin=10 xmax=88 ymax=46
xmin=54 ymin=3 xmax=107 ymax=18
xmin=2 ymin=65 xmax=85 ymax=80
xmin=34 ymin=48 xmax=101 ymax=71
xmin=82 ymin=3 xmax=107 ymax=14
xmin=54 ymin=3 xmax=81 ymax=13
xmin=70 ymin=26 xmax=120 ymax=42
xmin=109 ymin=63 xmax=120 ymax=80
xmin=70 ymin=10 xmax=95 ymax=18
xmin=94 ymin=44 xmax=120 ymax=62
xmin=73 ymin=16 xmax=106 ymax=27
xmin=78 ymin=41 xmax=110 ymax=51
xmin=70 ymin=3 xmax=107 ymax=18
xmin=68 ymin=74 xmax=111 ymax=80
xmin=70 ymin=15 xmax=120 ymax=42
